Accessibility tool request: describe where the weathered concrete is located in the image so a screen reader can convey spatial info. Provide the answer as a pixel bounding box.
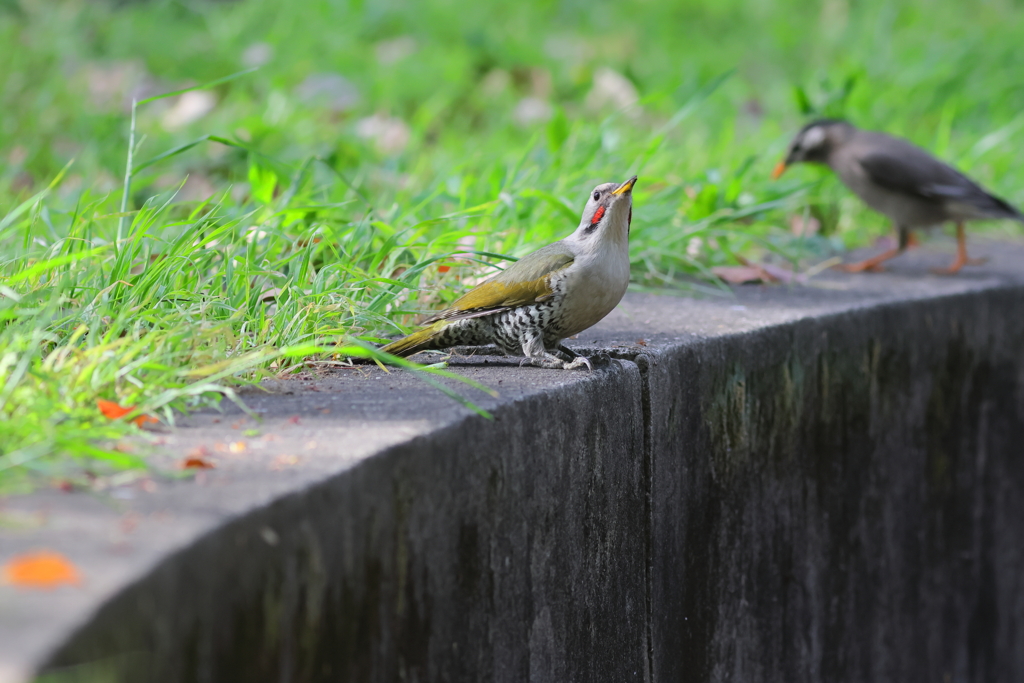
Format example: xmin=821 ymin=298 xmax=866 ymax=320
xmin=584 ymin=241 xmax=1024 ymax=683
xmin=2 ymin=364 xmax=649 ymax=683
xmin=2 ymin=239 xmax=1024 ymax=682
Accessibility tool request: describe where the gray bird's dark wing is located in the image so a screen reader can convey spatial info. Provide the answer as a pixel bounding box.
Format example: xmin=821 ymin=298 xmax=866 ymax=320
xmin=857 ymin=136 xmax=1023 ymax=221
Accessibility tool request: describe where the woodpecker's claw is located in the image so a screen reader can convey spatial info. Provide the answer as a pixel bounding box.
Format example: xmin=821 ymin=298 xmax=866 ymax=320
xmin=563 ymin=356 xmax=593 ymax=371
xmin=526 ymin=351 xmax=595 ymax=370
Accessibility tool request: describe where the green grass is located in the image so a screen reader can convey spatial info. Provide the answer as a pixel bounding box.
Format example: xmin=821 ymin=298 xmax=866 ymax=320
xmin=2 ymin=0 xmax=1023 ymax=492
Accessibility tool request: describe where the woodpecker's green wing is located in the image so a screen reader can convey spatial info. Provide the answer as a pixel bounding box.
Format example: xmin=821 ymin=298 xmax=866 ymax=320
xmin=422 ymin=242 xmax=574 ymax=324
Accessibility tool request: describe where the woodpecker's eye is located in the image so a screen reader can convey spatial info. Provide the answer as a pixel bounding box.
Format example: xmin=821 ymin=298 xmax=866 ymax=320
xmin=593 ymin=191 xmax=600 ymax=201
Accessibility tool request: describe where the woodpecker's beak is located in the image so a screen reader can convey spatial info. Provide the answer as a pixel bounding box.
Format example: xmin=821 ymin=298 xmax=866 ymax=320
xmin=612 ymin=176 xmax=638 ymax=195
xmin=771 ymin=161 xmax=788 ymax=180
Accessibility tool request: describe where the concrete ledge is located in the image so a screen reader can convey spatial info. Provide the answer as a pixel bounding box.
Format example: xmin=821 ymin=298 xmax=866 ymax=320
xmin=642 ymin=291 xmax=1024 ymax=682
xmin=2 ymin=240 xmax=1024 ymax=682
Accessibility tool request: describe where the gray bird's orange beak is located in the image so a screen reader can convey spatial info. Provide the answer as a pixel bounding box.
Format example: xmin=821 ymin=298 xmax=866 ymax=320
xmin=771 ymin=161 xmax=788 ymax=180
xmin=613 ymin=175 xmax=638 ymax=195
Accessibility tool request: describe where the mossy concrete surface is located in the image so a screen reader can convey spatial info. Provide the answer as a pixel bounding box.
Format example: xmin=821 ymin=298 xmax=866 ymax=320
xmin=2 ymin=364 xmax=649 ymax=683
xmin=2 ymin=240 xmax=1024 ymax=682
xmin=584 ymin=240 xmax=1024 ymax=683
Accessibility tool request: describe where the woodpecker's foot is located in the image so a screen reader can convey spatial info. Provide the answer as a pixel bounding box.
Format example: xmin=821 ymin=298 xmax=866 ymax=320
xmin=555 ymin=344 xmax=580 ymax=361
xmin=562 ymin=356 xmax=593 ymax=371
xmin=526 ymin=353 xmax=595 ymax=370
xmin=528 ymin=357 xmax=586 ymax=370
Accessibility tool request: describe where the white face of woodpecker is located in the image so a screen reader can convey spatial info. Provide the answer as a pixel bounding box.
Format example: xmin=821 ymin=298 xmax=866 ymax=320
xmin=570 ymin=176 xmax=637 ymax=247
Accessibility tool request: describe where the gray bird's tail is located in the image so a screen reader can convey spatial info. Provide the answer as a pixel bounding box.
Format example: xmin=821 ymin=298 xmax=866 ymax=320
xmin=986 ymin=192 xmax=1024 ymax=222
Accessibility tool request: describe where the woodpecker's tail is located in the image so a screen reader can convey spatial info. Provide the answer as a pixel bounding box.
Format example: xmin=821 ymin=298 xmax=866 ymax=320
xmin=380 ymin=321 xmax=447 ymax=358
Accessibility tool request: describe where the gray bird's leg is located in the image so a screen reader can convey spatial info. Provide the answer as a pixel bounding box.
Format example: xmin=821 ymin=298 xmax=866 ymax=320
xmin=521 ymin=333 xmax=591 ymax=370
xmin=838 ymin=225 xmax=910 ymax=273
xmin=932 ymin=222 xmax=987 ymax=275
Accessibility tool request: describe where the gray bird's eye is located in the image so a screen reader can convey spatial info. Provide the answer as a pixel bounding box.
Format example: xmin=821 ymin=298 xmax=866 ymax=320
xmin=593 ymin=191 xmax=600 ymax=201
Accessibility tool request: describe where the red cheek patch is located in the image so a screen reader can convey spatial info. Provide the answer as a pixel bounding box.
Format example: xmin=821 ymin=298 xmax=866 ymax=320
xmin=591 ymin=206 xmax=605 ymax=224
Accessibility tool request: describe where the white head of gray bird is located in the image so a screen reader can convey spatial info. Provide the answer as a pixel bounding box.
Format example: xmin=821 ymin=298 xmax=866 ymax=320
xmin=772 ymin=119 xmax=854 ymax=176
xmin=381 ymin=175 xmax=638 ymax=369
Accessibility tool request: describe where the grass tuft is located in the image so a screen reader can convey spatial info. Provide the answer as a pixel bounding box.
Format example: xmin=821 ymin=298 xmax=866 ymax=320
xmin=2 ymin=0 xmax=1023 ymax=490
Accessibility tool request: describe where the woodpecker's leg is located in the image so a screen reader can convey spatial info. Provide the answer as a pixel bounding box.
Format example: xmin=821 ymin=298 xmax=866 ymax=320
xmin=555 ymin=344 xmax=598 ymax=369
xmin=932 ymin=222 xmax=987 ymax=275
xmin=521 ymin=333 xmax=591 ymax=370
xmin=560 ymin=355 xmax=593 ymax=370
xmin=837 ymin=226 xmax=910 ymax=273
xmin=554 ymin=344 xmax=579 ymax=361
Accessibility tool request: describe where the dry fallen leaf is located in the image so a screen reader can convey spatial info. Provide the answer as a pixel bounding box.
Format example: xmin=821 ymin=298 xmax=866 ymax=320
xmin=180 ymin=457 xmax=215 ymax=470
xmin=120 ymin=514 xmax=139 ymax=534
xmin=97 ymin=398 xmax=132 ymax=419
xmin=711 ymin=265 xmax=774 ymax=285
xmin=269 ymin=454 xmax=300 ymax=471
xmin=228 ymin=441 xmax=247 ymax=453
xmin=715 ymin=256 xmax=841 ymax=286
xmin=97 ymin=399 xmax=158 ymax=427
xmin=790 ymin=214 xmax=821 ymax=237
xmin=2 ymin=551 xmax=82 ymax=589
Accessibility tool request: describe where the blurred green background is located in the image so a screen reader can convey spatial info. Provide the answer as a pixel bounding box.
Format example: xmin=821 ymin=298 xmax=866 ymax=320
xmin=2 ymin=0 xmax=1023 ymax=487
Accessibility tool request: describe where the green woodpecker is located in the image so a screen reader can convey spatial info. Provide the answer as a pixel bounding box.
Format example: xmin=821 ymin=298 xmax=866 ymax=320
xmin=382 ymin=176 xmax=637 ymax=369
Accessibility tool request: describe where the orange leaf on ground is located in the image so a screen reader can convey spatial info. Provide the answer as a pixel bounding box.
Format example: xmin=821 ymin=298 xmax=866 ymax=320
xmin=2 ymin=551 xmax=82 ymax=589
xmin=96 ymin=399 xmax=158 ymax=427
xmin=437 ymin=265 xmax=451 ymax=273
xmin=97 ymin=398 xmax=132 ymax=420
xmin=131 ymin=414 xmax=158 ymax=427
xmin=180 ymin=456 xmax=215 ymax=470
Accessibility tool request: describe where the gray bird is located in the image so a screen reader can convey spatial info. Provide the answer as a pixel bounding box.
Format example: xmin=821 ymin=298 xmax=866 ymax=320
xmin=381 ymin=176 xmax=637 ymax=369
xmin=773 ymin=119 xmax=1024 ymax=274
